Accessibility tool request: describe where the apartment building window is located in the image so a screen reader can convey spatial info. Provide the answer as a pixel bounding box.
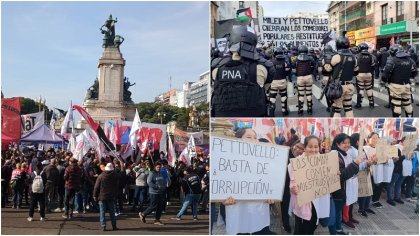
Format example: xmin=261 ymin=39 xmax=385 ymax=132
xmin=396 ymin=1 xmax=404 ymax=21
xmin=381 ymin=4 xmax=388 ymax=25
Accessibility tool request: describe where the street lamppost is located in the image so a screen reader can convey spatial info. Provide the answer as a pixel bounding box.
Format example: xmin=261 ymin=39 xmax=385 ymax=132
xmin=157 ymin=112 xmax=166 ymax=124
xmin=37 ymin=95 xmax=46 ymax=112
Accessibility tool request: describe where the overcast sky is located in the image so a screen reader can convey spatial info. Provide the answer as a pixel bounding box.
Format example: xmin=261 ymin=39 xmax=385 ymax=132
xmin=259 ymin=1 xmax=330 ymax=17
xmin=2 ymin=1 xmax=209 ymax=111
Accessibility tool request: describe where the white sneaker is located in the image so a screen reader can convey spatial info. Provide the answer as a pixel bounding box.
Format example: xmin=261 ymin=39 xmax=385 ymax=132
xmin=73 ymin=211 xmax=79 ymax=214
xmin=27 ymin=217 xmax=33 ymax=222
xmin=53 ymin=208 xmax=62 ymax=213
xmin=40 ymin=217 xmax=47 ymax=222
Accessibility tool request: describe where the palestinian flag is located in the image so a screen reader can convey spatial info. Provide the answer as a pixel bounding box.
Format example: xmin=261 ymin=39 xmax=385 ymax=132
xmin=236 ymin=7 xmax=252 ymax=22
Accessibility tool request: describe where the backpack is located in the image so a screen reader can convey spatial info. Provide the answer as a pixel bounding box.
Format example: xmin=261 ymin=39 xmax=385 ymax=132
xmin=32 ymin=171 xmax=44 ymax=193
xmin=326 ymin=79 xmax=343 ymax=101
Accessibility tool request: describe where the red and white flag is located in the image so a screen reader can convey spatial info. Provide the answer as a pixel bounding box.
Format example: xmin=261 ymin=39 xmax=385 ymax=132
xmin=179 ymin=147 xmax=190 ymax=166
xmin=167 ymin=135 xmax=176 ymax=167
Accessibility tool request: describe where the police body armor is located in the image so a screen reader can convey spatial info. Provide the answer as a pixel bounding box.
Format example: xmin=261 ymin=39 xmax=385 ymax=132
xmin=296 ymin=54 xmax=313 ymax=76
xmin=388 ymin=56 xmax=412 ymax=84
xmin=333 ymin=49 xmax=355 ymax=82
xmin=357 ymin=52 xmax=373 ymax=73
xmin=272 ymin=59 xmax=287 ymax=80
xmin=321 ymin=52 xmax=334 ymax=75
xmin=212 ymin=59 xmax=267 ymax=117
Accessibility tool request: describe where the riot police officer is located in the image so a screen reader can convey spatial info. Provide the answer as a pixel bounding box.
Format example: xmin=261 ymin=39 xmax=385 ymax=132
xmin=330 ymin=35 xmax=359 ymax=117
xmin=292 ymin=45 xmax=315 ymax=115
xmin=355 ymin=43 xmax=376 ymax=109
xmin=211 ymin=26 xmax=275 ymax=117
xmin=319 ymin=45 xmax=336 ymax=111
xmin=381 ymin=44 xmax=417 ymax=117
xmin=269 ymin=47 xmax=291 ymax=116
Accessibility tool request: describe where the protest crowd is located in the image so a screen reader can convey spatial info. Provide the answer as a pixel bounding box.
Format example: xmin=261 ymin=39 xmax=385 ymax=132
xmin=211 ymin=118 xmax=418 ymax=235
xmin=1 ymin=142 xmax=209 ymax=231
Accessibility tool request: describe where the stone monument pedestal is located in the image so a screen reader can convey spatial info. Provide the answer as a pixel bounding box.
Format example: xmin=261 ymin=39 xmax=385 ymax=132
xmin=78 ymin=25 xmax=136 ymax=128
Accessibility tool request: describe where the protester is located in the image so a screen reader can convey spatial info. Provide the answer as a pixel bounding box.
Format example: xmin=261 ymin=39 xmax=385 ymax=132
xmin=11 ymin=163 xmax=26 ymax=209
xmin=221 ymin=128 xmax=276 ymax=235
xmin=387 ymin=139 xmax=407 ymax=205
xmin=172 ymin=167 xmax=202 ymax=220
xmin=63 ymin=158 xmax=83 ymax=219
xmin=139 ymin=160 xmax=166 ymax=225
xmin=44 ymin=158 xmax=59 ymax=213
xmin=93 ymin=163 xmax=119 ymax=231
xmin=329 ymin=133 xmax=361 ymax=235
xmin=289 ymin=135 xmax=331 ymax=234
xmin=27 ymin=162 xmax=47 ymax=222
xmin=131 ymin=161 xmax=149 ymax=212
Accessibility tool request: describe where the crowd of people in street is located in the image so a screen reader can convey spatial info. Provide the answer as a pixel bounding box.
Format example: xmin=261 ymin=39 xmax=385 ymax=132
xmin=211 ymin=25 xmax=419 ymax=118
xmin=212 ymin=127 xmax=418 ymax=235
xmin=1 ymin=144 xmax=210 ymax=231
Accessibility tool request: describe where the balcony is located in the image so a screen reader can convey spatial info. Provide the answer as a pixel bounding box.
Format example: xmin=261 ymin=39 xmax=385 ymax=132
xmin=339 ymin=10 xmax=366 ymax=24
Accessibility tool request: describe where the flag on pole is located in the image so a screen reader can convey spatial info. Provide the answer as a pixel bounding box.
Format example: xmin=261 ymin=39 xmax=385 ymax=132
xmin=236 ymin=7 xmax=252 ymax=22
xmin=60 ymin=105 xmax=74 ymax=139
xmin=187 ymin=135 xmax=196 ymax=163
xmin=121 ymin=109 xmax=142 ymax=160
xmin=179 ymin=147 xmax=190 ymax=166
xmin=168 ymin=135 xmax=176 ymax=167
xmin=50 ymin=111 xmax=57 ymax=141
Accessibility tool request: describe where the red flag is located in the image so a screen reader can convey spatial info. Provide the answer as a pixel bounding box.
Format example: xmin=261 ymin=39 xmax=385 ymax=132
xmin=115 ymin=120 xmax=121 ymax=145
xmin=72 ymin=105 xmax=99 ymax=130
xmin=1 ymin=97 xmax=21 ymax=143
xmin=72 ymin=105 xmax=115 ymax=152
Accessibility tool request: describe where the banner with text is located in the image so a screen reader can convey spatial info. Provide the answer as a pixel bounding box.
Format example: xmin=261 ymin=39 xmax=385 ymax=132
xmin=290 ymin=152 xmax=340 ymax=206
xmin=21 ymin=111 xmax=45 ymax=135
xmin=260 ymin=17 xmax=329 ymax=48
xmin=211 ymin=135 xmax=290 ymax=201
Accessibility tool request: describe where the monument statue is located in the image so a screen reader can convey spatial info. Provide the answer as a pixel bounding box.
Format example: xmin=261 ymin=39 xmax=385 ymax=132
xmin=123 ymin=77 xmax=136 ymax=102
xmin=100 ymin=14 xmax=124 ymax=48
xmin=189 ymin=105 xmax=199 ymax=128
xmin=84 ymin=78 xmax=99 ymax=101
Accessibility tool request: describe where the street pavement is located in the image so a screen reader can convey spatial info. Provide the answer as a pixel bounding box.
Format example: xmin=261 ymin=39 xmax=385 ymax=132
xmin=212 ymin=193 xmax=419 ymax=235
xmin=1 ymin=201 xmax=209 ymax=235
xmin=274 ymin=77 xmax=419 ymax=117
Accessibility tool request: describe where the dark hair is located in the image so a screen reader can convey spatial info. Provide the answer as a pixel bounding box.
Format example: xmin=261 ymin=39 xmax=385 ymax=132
xmin=155 ymin=160 xmax=162 ymax=166
xmin=303 ymin=135 xmax=320 ymax=148
xmin=258 ymin=138 xmax=270 ymax=143
xmin=367 ymin=132 xmax=378 ymax=140
xmin=36 ymin=162 xmax=43 ymax=171
xmin=235 ymin=128 xmax=255 ymax=138
xmin=331 ymin=133 xmax=350 ymax=151
xmin=350 ymin=133 xmax=360 ymax=148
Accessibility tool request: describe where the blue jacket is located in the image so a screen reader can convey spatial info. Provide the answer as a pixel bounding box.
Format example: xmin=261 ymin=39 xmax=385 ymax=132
xmin=147 ymin=170 xmax=165 ymax=194
xmin=412 ymin=151 xmax=418 ymax=176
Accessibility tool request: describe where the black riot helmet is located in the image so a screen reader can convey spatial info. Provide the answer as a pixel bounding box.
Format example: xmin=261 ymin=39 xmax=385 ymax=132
xmin=336 ymin=35 xmax=350 ymax=50
xmin=229 ymin=26 xmax=258 ymax=60
xmin=324 ymin=44 xmax=333 ymax=53
xmin=309 ymin=48 xmax=315 ymax=54
xmin=358 ymin=43 xmax=369 ymax=52
xmin=389 ymin=44 xmax=401 ymax=56
xmin=351 ymin=46 xmax=359 ymax=54
xmin=273 ymin=47 xmax=285 ymax=59
xmin=298 ymin=45 xmax=308 ymax=54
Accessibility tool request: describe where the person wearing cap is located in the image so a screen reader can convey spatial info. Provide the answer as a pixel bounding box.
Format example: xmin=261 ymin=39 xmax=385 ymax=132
xmin=44 ymin=159 xmax=59 ymax=213
xmin=93 ymin=163 xmax=119 ymax=231
xmin=139 ymin=160 xmax=166 ymax=225
xmin=63 ymin=158 xmax=82 ymax=219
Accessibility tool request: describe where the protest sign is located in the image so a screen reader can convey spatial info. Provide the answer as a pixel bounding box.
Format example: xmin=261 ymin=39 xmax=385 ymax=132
xmin=387 ymin=146 xmax=399 ymax=158
xmin=403 ymin=134 xmax=417 ymax=157
xmin=290 ymin=152 xmax=340 ymax=206
xmin=358 ymin=169 xmax=373 ymax=197
xmin=21 ymin=111 xmax=45 ymax=134
xmin=260 ymin=17 xmax=329 ymax=48
xmin=376 ymin=138 xmax=389 ymax=164
xmin=210 ymin=135 xmax=289 ymax=201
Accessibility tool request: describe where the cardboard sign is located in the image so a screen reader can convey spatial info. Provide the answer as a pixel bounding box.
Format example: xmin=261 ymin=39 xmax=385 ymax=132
xmin=260 ymin=17 xmax=329 ymax=48
xmin=376 ymin=138 xmax=389 ymax=164
xmin=358 ymin=169 xmax=373 ymax=197
xmin=210 ymin=135 xmax=290 ymax=201
xmin=290 ymin=152 xmax=340 ymax=206
xmin=403 ymin=135 xmax=417 ymax=157
xmin=387 ymin=146 xmax=399 ymax=158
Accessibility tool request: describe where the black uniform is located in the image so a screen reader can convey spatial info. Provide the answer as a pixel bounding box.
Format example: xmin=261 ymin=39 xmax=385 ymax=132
xmin=269 ymin=55 xmax=291 ymax=115
xmin=382 ymin=50 xmax=417 ymax=117
xmin=355 ymin=51 xmax=375 ymax=108
xmin=294 ymin=53 xmax=315 ymax=115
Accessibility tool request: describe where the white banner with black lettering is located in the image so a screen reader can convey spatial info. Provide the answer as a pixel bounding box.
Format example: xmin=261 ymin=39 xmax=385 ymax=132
xmin=211 ymin=135 xmax=290 ymax=201
xmin=260 ymin=17 xmax=329 ymax=48
xmin=21 ymin=111 xmax=45 ymax=135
